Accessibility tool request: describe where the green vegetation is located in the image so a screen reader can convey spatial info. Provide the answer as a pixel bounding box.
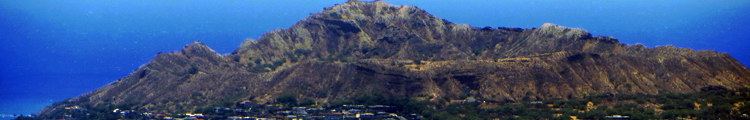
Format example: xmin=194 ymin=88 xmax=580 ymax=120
xmin=276 ymin=93 xmax=298 ymax=106
xmin=325 ymin=86 xmax=750 ymax=119
xmin=273 ymin=58 xmax=286 ymax=66
xmin=187 ymin=65 xmax=199 ymax=74
xmin=413 ymin=44 xmax=442 ymax=60
xmin=35 ymin=100 xmax=146 ymax=120
xmin=329 ymin=12 xmax=342 ymax=19
xmin=27 ymin=86 xmax=750 ymax=120
xmin=246 ymin=58 xmax=287 ymax=73
xmin=254 ymin=58 xmax=262 ymax=64
xmin=299 ymin=98 xmax=315 ymax=106
xmin=468 ymin=36 xmax=502 ymax=56
xmin=294 ymin=49 xmax=312 ymax=56
xmin=287 ymin=52 xmax=299 ymax=62
xmin=232 ymin=55 xmax=241 ymax=62
xmin=247 ymin=64 xmax=274 ymax=73
xmin=412 ymin=59 xmax=422 ymax=64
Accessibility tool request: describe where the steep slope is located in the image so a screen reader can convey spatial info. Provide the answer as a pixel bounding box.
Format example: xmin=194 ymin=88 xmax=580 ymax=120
xmin=38 ymin=0 xmax=750 ymax=117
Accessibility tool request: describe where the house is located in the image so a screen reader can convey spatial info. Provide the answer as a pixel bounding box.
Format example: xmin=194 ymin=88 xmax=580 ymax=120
xmin=64 ymin=106 xmax=81 ymax=110
xmin=325 ymin=112 xmax=343 ymax=120
xmin=285 ymin=115 xmax=297 ymax=119
xmin=120 ymin=110 xmax=135 ymax=115
xmin=605 ymin=115 xmax=630 ymax=119
xmin=186 ymin=113 xmax=204 ymax=118
xmin=141 ymin=112 xmax=152 ymax=117
xmin=277 ymin=110 xmax=292 ymax=115
xmin=325 ymin=115 xmax=342 ymax=120
xmin=369 ymin=105 xmax=392 ymax=111
xmin=342 ymin=104 xmax=364 ymax=109
xmin=347 ymin=109 xmax=362 ymax=114
xmin=360 ymin=113 xmax=375 ymax=118
xmin=292 ymin=107 xmax=307 ymax=111
xmin=292 ymin=109 xmax=308 ymax=115
xmin=310 ymin=116 xmax=325 ymax=119
xmin=344 ymin=114 xmax=358 ymax=119
xmin=466 ymin=97 xmax=477 ymax=102
xmin=409 ymin=113 xmax=422 ymax=120
xmin=240 ymin=100 xmax=253 ymax=105
xmin=377 ymin=112 xmax=388 ymax=115
xmin=306 ymin=108 xmax=325 ymax=114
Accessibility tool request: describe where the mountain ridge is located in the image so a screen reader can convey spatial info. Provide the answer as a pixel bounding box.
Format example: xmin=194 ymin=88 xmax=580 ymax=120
xmin=37 ymin=0 xmax=750 ymax=117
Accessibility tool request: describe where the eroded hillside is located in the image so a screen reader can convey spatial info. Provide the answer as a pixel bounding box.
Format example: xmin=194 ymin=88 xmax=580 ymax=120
xmin=37 ymin=0 xmax=750 ymax=117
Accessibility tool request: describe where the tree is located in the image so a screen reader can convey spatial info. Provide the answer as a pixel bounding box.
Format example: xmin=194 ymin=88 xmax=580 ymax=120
xmin=188 ymin=66 xmax=199 ymax=74
xmin=276 ymin=94 xmax=297 ymax=106
xmin=299 ymin=99 xmax=315 ymax=106
xmin=233 ymin=55 xmax=241 ymax=62
xmin=254 ymin=59 xmax=262 ymax=64
xmin=412 ymin=59 xmax=422 ymax=64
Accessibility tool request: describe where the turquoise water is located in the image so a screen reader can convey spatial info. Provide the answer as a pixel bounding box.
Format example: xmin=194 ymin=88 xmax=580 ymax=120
xmin=1 ymin=0 xmax=749 ymax=115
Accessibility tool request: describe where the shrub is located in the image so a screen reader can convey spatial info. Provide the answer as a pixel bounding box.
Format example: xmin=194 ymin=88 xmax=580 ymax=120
xmin=294 ymin=49 xmax=312 ymax=55
xmin=273 ymin=58 xmax=286 ymax=66
xmin=299 ymin=99 xmax=315 ymax=106
xmin=192 ymin=91 xmax=202 ymax=97
xmin=247 ymin=64 xmax=275 ymax=73
xmin=336 ymin=55 xmax=351 ymax=63
xmin=414 ymin=44 xmax=442 ymax=60
xmin=233 ymin=55 xmax=241 ymax=62
xmin=314 ymin=89 xmax=328 ymax=98
xmin=254 ymin=59 xmax=262 ymax=64
xmin=276 ymin=93 xmax=297 ymax=106
xmin=188 ymin=66 xmax=199 ymax=74
xmin=329 ymin=12 xmax=342 ymax=19
xmin=412 ymin=59 xmax=422 ymax=64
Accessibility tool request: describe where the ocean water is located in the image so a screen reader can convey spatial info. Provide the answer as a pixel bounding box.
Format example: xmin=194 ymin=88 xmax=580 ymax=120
xmin=0 ymin=0 xmax=748 ymax=115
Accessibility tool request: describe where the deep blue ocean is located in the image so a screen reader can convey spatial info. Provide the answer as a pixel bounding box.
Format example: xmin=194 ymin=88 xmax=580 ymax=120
xmin=1 ymin=0 xmax=748 ymax=116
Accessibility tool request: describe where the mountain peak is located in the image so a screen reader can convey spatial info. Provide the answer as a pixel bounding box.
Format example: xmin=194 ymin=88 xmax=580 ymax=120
xmin=536 ymin=23 xmax=592 ymax=40
xmin=318 ymin=0 xmax=422 ymax=22
xmin=36 ymin=1 xmax=750 ymax=118
xmin=179 ymin=41 xmax=221 ymax=58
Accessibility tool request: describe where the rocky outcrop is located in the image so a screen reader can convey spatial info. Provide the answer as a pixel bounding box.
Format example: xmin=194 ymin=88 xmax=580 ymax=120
xmin=38 ymin=0 xmax=750 ymax=116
